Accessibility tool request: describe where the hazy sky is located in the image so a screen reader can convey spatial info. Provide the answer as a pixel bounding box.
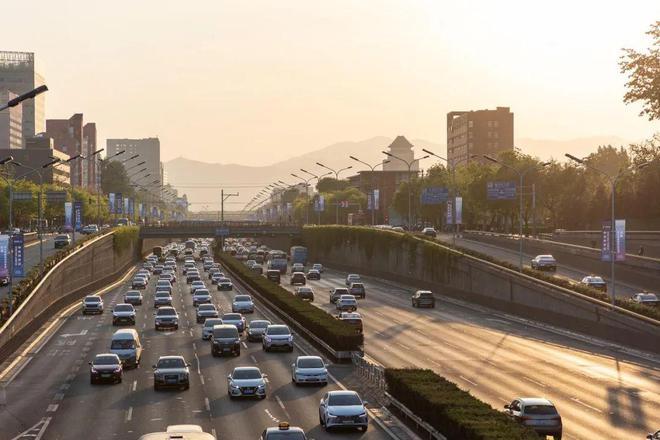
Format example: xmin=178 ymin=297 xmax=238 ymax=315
xmin=5 ymin=1 xmax=660 ymax=165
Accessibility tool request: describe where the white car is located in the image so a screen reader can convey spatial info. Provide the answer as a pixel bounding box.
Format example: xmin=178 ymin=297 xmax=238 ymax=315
xmin=319 ymin=390 xmax=368 ymax=431
xmin=232 ymin=295 xmax=255 ymax=313
xmin=201 ymin=318 xmax=224 ymax=340
xmin=227 ymin=367 xmax=267 ymax=399
xmin=190 ymin=280 xmax=206 ymax=294
xmin=292 ymin=356 xmax=328 ymax=385
xmin=336 ymin=294 xmax=358 ymax=312
xmin=112 ymin=303 xmax=136 ymax=325
xmin=345 ymin=274 xmax=361 ymax=286
xmin=192 ymin=289 xmax=212 ymax=307
xmin=82 ymin=295 xmax=104 ymax=314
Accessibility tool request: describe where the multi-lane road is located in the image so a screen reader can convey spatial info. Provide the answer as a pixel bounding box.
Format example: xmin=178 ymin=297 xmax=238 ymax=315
xmin=279 ymin=266 xmax=660 ymax=439
xmin=0 ymin=254 xmax=391 ymax=440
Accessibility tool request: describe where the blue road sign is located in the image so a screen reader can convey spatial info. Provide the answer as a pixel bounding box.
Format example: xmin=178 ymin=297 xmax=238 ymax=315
xmin=215 ymin=228 xmax=230 ymax=236
xmin=487 ymin=181 xmax=517 ymax=200
xmin=420 ymin=187 xmax=449 ymax=205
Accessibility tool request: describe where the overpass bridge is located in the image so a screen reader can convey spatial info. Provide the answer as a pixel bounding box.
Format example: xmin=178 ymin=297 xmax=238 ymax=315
xmin=139 ymin=221 xmax=302 ymax=239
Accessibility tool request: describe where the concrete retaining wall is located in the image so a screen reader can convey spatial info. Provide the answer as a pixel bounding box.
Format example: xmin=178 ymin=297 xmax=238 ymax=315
xmin=306 ymin=229 xmax=659 ymax=353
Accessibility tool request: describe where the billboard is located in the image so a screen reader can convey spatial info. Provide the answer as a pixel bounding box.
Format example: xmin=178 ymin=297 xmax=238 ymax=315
xmin=487 ymin=181 xmax=517 ymax=200
xmin=12 ymin=234 xmax=24 ymax=278
xmin=0 ymin=235 xmax=9 ymax=280
xmin=420 ymin=187 xmax=449 ymax=205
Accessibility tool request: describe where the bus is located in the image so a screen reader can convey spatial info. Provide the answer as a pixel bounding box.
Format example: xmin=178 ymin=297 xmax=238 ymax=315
xmin=289 ymin=246 xmax=308 ymax=266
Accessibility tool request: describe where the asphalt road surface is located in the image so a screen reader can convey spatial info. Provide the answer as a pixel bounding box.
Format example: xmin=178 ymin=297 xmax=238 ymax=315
xmin=279 ymin=266 xmax=660 ymax=440
xmin=0 ymin=256 xmax=390 ymax=440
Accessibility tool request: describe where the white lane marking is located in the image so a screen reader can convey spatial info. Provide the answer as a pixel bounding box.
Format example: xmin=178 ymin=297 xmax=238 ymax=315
xmin=570 ymin=397 xmax=602 ymax=413
xmin=126 ymin=406 xmax=133 ymax=422
xmin=241 ymin=342 xmax=248 ymax=349
xmin=395 ymin=342 xmax=410 ymax=350
xmin=522 ymin=376 xmax=547 ymax=388
xmin=194 ymin=352 xmax=201 ymax=375
xmin=46 ymin=404 xmax=59 ymax=412
xmin=200 ymin=375 xmax=205 ymax=385
xmin=212 ymin=428 xmax=217 ymax=438
xmin=150 ymin=418 xmax=163 ymax=421
xmin=250 ymin=355 xmax=258 ymax=364
xmin=204 ymin=397 xmax=210 ymax=412
xmin=132 ymin=380 xmax=137 ymax=392
xmin=264 ymin=409 xmax=280 ymax=423
xmin=458 ymin=375 xmax=478 ymax=386
xmin=192 ymin=342 xmax=197 ymax=351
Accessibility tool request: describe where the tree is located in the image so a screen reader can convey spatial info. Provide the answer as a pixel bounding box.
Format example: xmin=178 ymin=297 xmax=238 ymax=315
xmin=620 ymin=21 xmax=660 ymax=120
xmin=100 ymin=160 xmax=134 ymax=197
xmin=316 ymin=177 xmax=350 ymax=193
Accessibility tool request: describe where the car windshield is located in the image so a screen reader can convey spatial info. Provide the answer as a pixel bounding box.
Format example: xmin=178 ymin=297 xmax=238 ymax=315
xmin=111 ymin=339 xmax=135 ymax=349
xmin=351 ymin=284 xmax=364 ymax=289
xmin=234 ymin=296 xmax=251 ymax=302
xmin=298 ymin=358 xmax=324 ymax=368
xmin=84 ymin=297 xmax=100 ymax=303
xmin=524 ymin=404 xmax=558 ymax=415
xmin=157 ymin=281 xmax=170 ymax=286
xmin=639 ymin=294 xmax=658 ymax=301
xmin=328 ymin=393 xmax=361 ymax=406
xmin=250 ymin=321 xmax=270 ymax=328
xmin=204 ymin=319 xmax=223 ymax=327
xmin=195 ymin=290 xmax=210 ymax=295
xmin=213 ymin=328 xmax=237 ymax=338
xmin=126 ymin=292 xmax=140 ymax=297
xmin=93 ymin=355 xmax=119 ymax=365
xmin=419 ymin=292 xmax=433 ymax=298
xmin=114 ymin=305 xmax=133 ymax=312
xmin=334 ymin=289 xmax=349 ymax=294
xmin=267 ymin=326 xmax=290 ymax=335
xmin=298 ymin=288 xmax=312 ymax=293
xmin=222 ymin=314 xmax=241 ymax=320
xmin=157 ymin=358 xmax=186 ymax=369
xmin=198 ymin=304 xmax=215 ymax=311
xmin=155 ymin=292 xmax=170 ymax=298
xmin=156 ymin=308 xmax=176 ymax=316
xmin=232 ymin=369 xmax=261 ymax=380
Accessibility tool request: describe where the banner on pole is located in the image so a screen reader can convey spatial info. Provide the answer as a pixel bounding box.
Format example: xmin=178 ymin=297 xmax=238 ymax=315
xmin=116 ymin=193 xmax=123 ymax=214
xmin=601 ymin=221 xmax=612 ymax=262
xmin=420 ymin=187 xmax=449 ymax=205
xmin=615 ymin=219 xmax=626 ymax=261
xmin=64 ymin=202 xmax=73 ymax=232
xmin=446 ymin=199 xmax=454 ymax=225
xmin=124 ymin=198 xmax=129 ymax=216
xmin=12 ymin=234 xmax=24 ymax=278
xmin=74 ymin=201 xmax=83 ymax=231
xmin=128 ymin=198 xmax=134 ymax=216
xmin=11 ymin=192 xmax=33 ymax=201
xmin=108 ymin=193 xmax=115 ymax=214
xmin=0 ymin=235 xmax=9 ymax=280
xmin=455 ymin=197 xmax=463 ymax=225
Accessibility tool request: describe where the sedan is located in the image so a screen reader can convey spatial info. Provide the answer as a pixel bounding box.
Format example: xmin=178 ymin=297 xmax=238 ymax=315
xmin=632 ymin=292 xmax=659 ymax=307
xmin=123 ymin=290 xmax=143 ymax=306
xmin=348 ymin=282 xmax=365 ymax=299
xmin=217 ymin=277 xmax=233 ymax=291
xmin=155 ymin=306 xmax=179 ymax=330
xmin=580 ymin=275 xmax=607 ymax=292
xmin=504 ymin=398 xmax=562 ymax=439
xmin=531 ymin=254 xmax=557 ymax=271
xmin=196 ymin=303 xmax=219 ymax=323
xmin=306 ymin=269 xmax=321 ymax=280
xmin=155 ymin=280 xmax=172 ymax=294
xmin=154 ymin=291 xmax=173 ymax=308
xmin=319 ymin=390 xmax=368 ymax=431
xmin=131 ymin=277 xmax=147 ymax=290
xmin=192 ymin=289 xmax=212 ymax=307
xmin=345 ymin=274 xmax=361 ymax=286
xmin=292 ymin=355 xmax=328 ymax=386
xmin=89 ymin=353 xmax=123 ymax=384
xmin=153 ymin=356 xmax=190 ymax=391
xmin=312 ymin=263 xmax=324 ymax=273
xmin=336 ymin=295 xmax=358 ymax=312
xmin=227 ymin=367 xmax=267 ymax=399
xmin=232 ymin=295 xmax=255 ymax=313
xmin=112 ymin=303 xmax=136 ymax=326
xmin=221 ymin=313 xmax=246 ymax=333
xmin=190 ymin=280 xmax=206 ymax=294
xmin=295 ymin=286 xmax=315 ymax=301
xmin=201 ymin=318 xmax=224 ymax=340
xmin=263 ymin=324 xmax=294 ymax=352
xmin=247 ymin=319 xmax=271 ymax=342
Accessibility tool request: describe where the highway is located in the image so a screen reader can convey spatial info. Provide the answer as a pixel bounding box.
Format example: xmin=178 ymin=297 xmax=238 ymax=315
xmin=0 ymin=254 xmax=391 ymax=440
xmin=278 ymin=265 xmax=660 ymax=439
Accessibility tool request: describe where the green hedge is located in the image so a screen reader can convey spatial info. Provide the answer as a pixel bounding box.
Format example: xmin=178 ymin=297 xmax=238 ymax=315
xmin=214 ymin=245 xmax=363 ymax=352
xmin=303 ymin=226 xmax=660 ymax=321
xmin=113 ymin=226 xmax=139 ymax=254
xmin=385 ymin=369 xmax=539 ymax=440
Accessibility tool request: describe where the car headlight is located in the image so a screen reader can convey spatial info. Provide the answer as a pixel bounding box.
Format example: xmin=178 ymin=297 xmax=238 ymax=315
xmin=257 ymin=384 xmax=265 ymax=390
xmin=288 ymin=335 xmax=293 ymax=342
xmin=90 ymin=368 xmax=98 ymax=373
xmin=230 ymin=383 xmax=239 ymax=389
xmin=264 ymin=336 xmax=271 ymax=342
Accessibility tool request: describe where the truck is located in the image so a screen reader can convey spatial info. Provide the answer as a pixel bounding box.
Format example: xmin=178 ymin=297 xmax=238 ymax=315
xmin=153 ymin=246 xmax=164 ymax=260
xmin=289 ymin=246 xmax=308 ymax=266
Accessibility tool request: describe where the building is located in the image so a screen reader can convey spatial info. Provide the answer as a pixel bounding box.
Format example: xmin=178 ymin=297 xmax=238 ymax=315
xmin=0 ymin=135 xmax=70 ymax=185
xmin=0 ymin=51 xmax=46 ymax=144
xmin=46 ymin=114 xmax=84 ymax=187
xmin=383 ymin=136 xmax=419 ymax=171
xmin=106 ymin=138 xmax=160 ymax=187
xmin=83 ymin=123 xmax=98 ymax=189
xmin=446 ymin=106 xmax=514 ymax=169
xmin=0 ymin=88 xmax=22 ymax=149
xmin=348 ymin=170 xmax=416 ymax=224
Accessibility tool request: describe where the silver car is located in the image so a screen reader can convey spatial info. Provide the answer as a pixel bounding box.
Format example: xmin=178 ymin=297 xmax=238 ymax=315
xmin=504 ymin=397 xmax=562 ymax=439
xmin=319 ymin=390 xmax=368 ymax=431
xmin=227 ymin=366 xmax=267 ymax=399
xmin=196 ymin=303 xmax=219 ymax=323
xmin=262 ymin=324 xmax=294 ymax=352
xmin=82 ymin=296 xmax=104 ymax=314
xmin=292 ymin=356 xmax=328 ymax=386
xmin=153 ymin=356 xmax=190 ymax=391
xmin=232 ymin=294 xmax=255 ymax=313
xmin=112 ymin=303 xmax=136 ymax=326
xmin=246 ymin=319 xmax=271 ymax=342
xmin=192 ymin=289 xmax=212 ymax=307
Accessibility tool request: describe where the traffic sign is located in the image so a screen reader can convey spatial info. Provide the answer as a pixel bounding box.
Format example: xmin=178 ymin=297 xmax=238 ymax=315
xmin=215 ymin=228 xmax=230 ymax=236
xmin=420 ymin=187 xmax=449 ymax=205
xmin=487 ymin=181 xmax=516 ymax=200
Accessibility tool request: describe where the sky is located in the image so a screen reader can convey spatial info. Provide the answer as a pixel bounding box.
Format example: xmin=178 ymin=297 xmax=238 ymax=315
xmin=4 ymin=1 xmax=660 ymax=165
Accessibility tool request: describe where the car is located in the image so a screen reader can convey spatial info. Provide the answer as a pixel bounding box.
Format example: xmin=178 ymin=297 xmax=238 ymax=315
xmin=221 ymin=312 xmax=246 ymax=333
xmin=109 ymin=329 xmax=142 ymax=368
xmin=154 ymin=291 xmax=173 ymax=308
xmin=232 ymin=294 xmax=255 ymax=313
xmin=199 ymin=318 xmax=222 ymax=340
xmin=336 ymin=295 xmax=358 ymax=312
xmin=647 ymin=431 xmax=660 ymax=440
xmin=132 ymin=277 xmax=147 ymax=290
xmin=154 ymin=306 xmax=179 ymax=330
xmin=190 ymin=280 xmax=206 ymax=294
xmin=112 ymin=303 xmax=136 ymax=326
xmin=216 ymin=277 xmax=232 ymax=291
xmin=338 ymin=312 xmax=363 ymax=334
xmin=329 ymin=287 xmax=349 ymax=304
xmin=155 ymin=279 xmax=172 ymax=294
xmin=246 ymin=259 xmax=257 ymax=268
xmin=89 ymin=353 xmax=123 ymax=384
xmin=153 ymin=355 xmax=190 ymax=391
xmin=292 ymin=355 xmax=328 ymax=385
xmin=531 ymin=255 xmax=557 ymax=271
xmin=227 ymin=366 xmax=267 ymax=399
xmin=82 ymin=295 xmax=104 ymax=314
xmin=182 ymin=263 xmax=194 ymax=275
xmin=263 ymin=324 xmax=294 ymax=352
xmin=187 ymin=273 xmax=201 ymax=284
xmin=295 ymin=286 xmax=315 ymax=301
xmin=153 ymin=265 xmax=164 ymax=275
xmin=250 ymin=264 xmax=264 ymax=275
xmin=123 ymin=290 xmax=143 ymax=306
xmin=162 ymin=271 xmax=177 ymax=283
xmin=306 ymin=269 xmax=321 ymax=280
xmin=196 ymin=303 xmax=219 ymax=323
xmin=266 ymin=269 xmax=281 ymax=283
xmin=203 ymin=260 xmax=214 ymax=271
xmin=291 ymin=262 xmax=304 ymax=273
xmin=211 ymin=324 xmax=241 ymax=356
xmin=412 ymin=290 xmax=435 ymax=308
xmin=290 ymin=272 xmax=306 ymax=286
xmin=312 ymin=263 xmax=324 ymax=273
xmin=581 ymin=275 xmax=607 ymax=292
xmin=81 ymin=224 xmax=99 ymax=235
xmin=260 ymin=422 xmax=307 ymax=440
xmin=192 ymin=289 xmax=212 ymax=307
xmin=54 ymin=234 xmax=72 ymax=248
xmin=210 ymin=271 xmax=222 ymax=283
xmin=422 ymin=227 xmax=437 ymax=237
xmin=319 ymin=390 xmax=368 ymax=431
xmin=345 ymin=274 xmax=361 ymax=286
xmin=504 ymin=397 xmax=562 ymax=439
xmin=247 ymin=319 xmax=272 ymax=342
xmin=349 ymin=282 xmax=365 ymax=299
xmin=632 ymin=292 xmax=659 ymax=307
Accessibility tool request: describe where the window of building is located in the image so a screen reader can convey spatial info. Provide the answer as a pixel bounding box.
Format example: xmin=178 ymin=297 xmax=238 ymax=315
xmin=493 ymin=142 xmax=499 ymax=148
xmin=468 ymin=120 xmax=474 ymax=128
xmin=493 ymin=121 xmax=499 ymax=127
xmin=493 ymin=132 xmax=499 ymax=138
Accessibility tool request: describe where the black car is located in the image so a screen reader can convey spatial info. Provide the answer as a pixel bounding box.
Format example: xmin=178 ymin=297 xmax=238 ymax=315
xmin=290 ymin=272 xmax=306 ymax=286
xmin=89 ymin=353 xmax=123 ymax=384
xmin=54 ymin=234 xmax=71 ymax=248
xmin=306 ymin=269 xmax=321 ymax=280
xmin=211 ymin=324 xmax=241 ymax=357
xmin=266 ymin=270 xmax=281 ymax=283
xmin=412 ymin=290 xmax=435 ymax=308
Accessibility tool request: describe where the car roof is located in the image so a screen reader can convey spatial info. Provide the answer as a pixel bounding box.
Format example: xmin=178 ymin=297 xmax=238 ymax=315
xmin=94 ymin=353 xmax=120 ymax=359
xmin=112 ymin=328 xmax=138 ymax=337
xmin=518 ymin=397 xmax=555 ymax=406
xmin=328 ymin=390 xmax=359 ymax=397
xmin=267 ymin=324 xmax=289 ymax=329
xmin=233 ymin=366 xmax=261 ymax=373
xmin=296 ymin=355 xmax=322 ymax=361
xmin=158 ymin=355 xmax=185 ymax=361
xmin=536 ymin=254 xmax=555 ymax=258
xmin=204 ymin=318 xmax=223 ymax=325
xmin=84 ymin=295 xmax=101 ymax=299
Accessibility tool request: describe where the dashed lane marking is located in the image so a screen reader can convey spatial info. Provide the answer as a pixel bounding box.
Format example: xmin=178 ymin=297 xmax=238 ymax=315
xmin=204 ymin=397 xmax=210 ymax=412
xmin=46 ymin=404 xmax=59 ymax=412
xmin=126 ymin=406 xmax=133 ymax=422
xmin=522 ymin=376 xmax=547 ymax=388
xmin=570 ymin=397 xmax=602 ymax=413
xmin=132 ymin=380 xmax=137 ymax=392
xmin=458 ymin=375 xmax=478 ymax=386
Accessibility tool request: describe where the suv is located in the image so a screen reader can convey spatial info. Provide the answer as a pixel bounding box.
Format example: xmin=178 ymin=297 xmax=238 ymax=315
xmin=336 ymin=295 xmax=358 ymax=312
xmin=504 ymin=398 xmax=562 ymax=439
xmin=412 ymin=290 xmax=435 ymax=308
xmin=263 ymin=324 xmax=294 ymax=352
xmin=153 ymin=355 xmax=190 ymax=391
xmin=154 ymin=307 xmax=179 ymax=330
xmin=247 ymin=319 xmax=272 ymax=342
xmin=211 ymin=324 xmax=241 ymax=357
xmin=54 ymin=234 xmax=71 ymax=248
xmin=290 ymin=272 xmax=306 ymax=286
xmin=349 ymin=282 xmax=366 ymax=299
xmin=306 ymin=269 xmax=321 ymax=280
xmin=112 ymin=303 xmax=136 ymax=326
xmin=82 ymin=296 xmax=103 ymax=314
xmin=295 ymin=286 xmax=315 ymax=301
xmin=422 ymin=227 xmax=437 ymax=237
xmin=531 ymin=255 xmax=557 ymax=271
xmin=291 ymin=263 xmax=304 ymax=273
xmin=345 ymin=274 xmax=361 ymax=286
xmin=329 ymin=287 xmax=349 ymax=304
xmin=338 ymin=312 xmax=363 ymax=334
xmin=580 ymin=275 xmax=607 ymax=292
xmin=266 ymin=270 xmax=281 ymax=283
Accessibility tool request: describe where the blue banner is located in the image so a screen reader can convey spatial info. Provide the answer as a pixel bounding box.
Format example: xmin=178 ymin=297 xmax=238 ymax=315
xmin=108 ymin=193 xmax=115 ymax=214
xmin=124 ymin=198 xmax=129 ymax=216
xmin=421 ymin=187 xmax=449 ymax=205
xmin=455 ymin=197 xmax=463 ymax=225
xmin=446 ymin=199 xmax=453 ymax=225
xmin=601 ymin=221 xmax=612 ymax=262
xmin=0 ymin=235 xmax=9 ymax=279
xmin=116 ymin=193 xmax=123 ymax=214
xmin=128 ymin=198 xmax=134 ymax=216
xmin=64 ymin=202 xmax=73 ymax=232
xmin=152 ymin=206 xmax=158 ymax=217
xmin=74 ymin=201 xmax=83 ymax=231
xmin=12 ymin=234 xmax=24 ymax=278
xmin=615 ymin=219 xmax=626 ymax=261
xmin=487 ymin=181 xmax=517 ymax=200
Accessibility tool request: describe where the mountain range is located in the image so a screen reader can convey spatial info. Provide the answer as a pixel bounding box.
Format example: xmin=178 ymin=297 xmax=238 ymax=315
xmin=165 ymin=135 xmax=629 ymax=212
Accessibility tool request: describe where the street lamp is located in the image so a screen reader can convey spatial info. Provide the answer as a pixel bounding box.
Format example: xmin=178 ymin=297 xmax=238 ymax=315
xmin=349 ymin=156 xmax=390 ymax=225
xmin=0 ymin=85 xmax=48 ymax=112
xmin=126 ymin=161 xmax=146 ymax=172
xmin=381 ymin=151 xmax=429 ymax=228
xmin=483 ymin=155 xmax=550 ymax=271
xmin=121 ymin=154 xmax=140 ymax=164
xmin=292 ymin=172 xmax=317 ymax=225
xmin=315 ymin=162 xmax=353 ymax=224
xmin=565 ymin=153 xmax=649 ymax=306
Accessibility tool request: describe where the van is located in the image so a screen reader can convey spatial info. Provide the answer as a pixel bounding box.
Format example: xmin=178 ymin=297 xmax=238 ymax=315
xmin=110 ymin=329 xmax=142 ymax=368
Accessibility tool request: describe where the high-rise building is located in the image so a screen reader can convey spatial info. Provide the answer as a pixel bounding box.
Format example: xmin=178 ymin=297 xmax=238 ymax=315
xmin=446 ymin=107 xmax=514 ymax=169
xmin=47 ymin=113 xmax=84 ymax=186
xmin=0 ymin=135 xmax=70 ymax=185
xmin=0 ymin=51 xmax=46 ymax=144
xmin=106 ymin=137 xmax=160 ymax=187
xmin=83 ymin=123 xmax=98 ymax=189
xmin=0 ymin=88 xmax=23 ymax=149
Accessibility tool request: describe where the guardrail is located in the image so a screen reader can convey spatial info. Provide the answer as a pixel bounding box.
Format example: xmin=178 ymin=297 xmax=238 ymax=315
xmin=351 ymin=352 xmax=386 ymax=390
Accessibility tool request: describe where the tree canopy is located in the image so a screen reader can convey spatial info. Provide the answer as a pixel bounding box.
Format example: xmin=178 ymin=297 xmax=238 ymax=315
xmin=620 ymin=20 xmax=660 ymax=120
